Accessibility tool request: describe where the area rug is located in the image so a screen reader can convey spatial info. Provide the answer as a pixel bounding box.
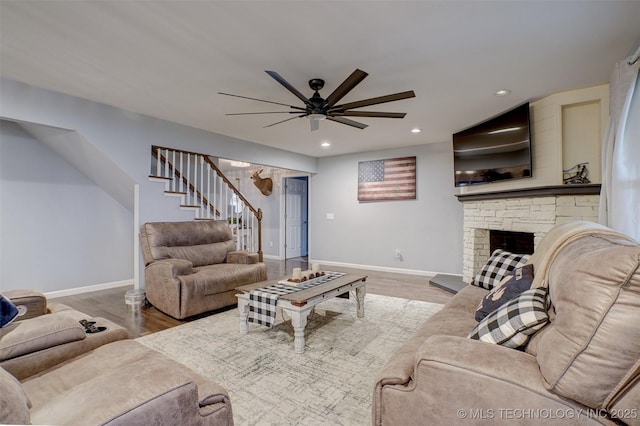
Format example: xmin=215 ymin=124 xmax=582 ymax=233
xmin=137 ymin=294 xmax=442 ymax=425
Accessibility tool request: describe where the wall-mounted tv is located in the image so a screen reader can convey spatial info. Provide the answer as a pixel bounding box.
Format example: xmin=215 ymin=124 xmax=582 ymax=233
xmin=453 ymin=102 xmax=532 ymax=187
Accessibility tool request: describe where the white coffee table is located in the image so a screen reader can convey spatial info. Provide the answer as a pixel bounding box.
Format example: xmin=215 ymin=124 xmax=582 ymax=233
xmin=235 ymin=273 xmax=367 ymax=353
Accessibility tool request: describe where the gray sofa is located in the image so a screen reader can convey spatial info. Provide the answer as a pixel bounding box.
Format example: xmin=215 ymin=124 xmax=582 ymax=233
xmin=140 ymin=220 xmax=268 ymax=319
xmin=373 ymin=221 xmax=640 ymax=425
xmin=1 ymin=291 xmax=233 ymax=425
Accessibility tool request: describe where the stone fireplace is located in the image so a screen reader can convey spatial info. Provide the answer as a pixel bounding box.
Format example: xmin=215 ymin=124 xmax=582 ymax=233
xmin=457 ymin=185 xmax=600 ymax=283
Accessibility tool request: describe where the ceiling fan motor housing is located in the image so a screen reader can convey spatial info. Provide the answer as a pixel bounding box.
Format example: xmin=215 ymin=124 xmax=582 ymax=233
xmin=308 ymin=79 xmax=325 ymax=91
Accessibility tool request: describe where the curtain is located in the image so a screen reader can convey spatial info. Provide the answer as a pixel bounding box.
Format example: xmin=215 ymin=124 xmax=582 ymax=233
xmin=599 ymin=49 xmax=640 ymax=241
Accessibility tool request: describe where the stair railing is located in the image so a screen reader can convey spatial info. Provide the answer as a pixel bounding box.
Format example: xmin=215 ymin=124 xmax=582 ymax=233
xmin=150 ymin=145 xmax=263 ymax=261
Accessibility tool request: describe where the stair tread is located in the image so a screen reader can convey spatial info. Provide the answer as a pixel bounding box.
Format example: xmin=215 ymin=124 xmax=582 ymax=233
xmin=165 ymin=190 xmax=187 ymax=195
xmin=149 ymin=175 xmax=172 ymax=180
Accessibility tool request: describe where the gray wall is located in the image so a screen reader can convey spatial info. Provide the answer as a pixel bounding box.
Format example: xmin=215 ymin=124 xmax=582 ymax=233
xmin=0 ymin=78 xmax=318 ymax=292
xmin=0 ymin=121 xmax=133 ymax=292
xmin=310 ymin=142 xmax=463 ymax=274
xmin=1 ymin=78 xmax=464 ymax=294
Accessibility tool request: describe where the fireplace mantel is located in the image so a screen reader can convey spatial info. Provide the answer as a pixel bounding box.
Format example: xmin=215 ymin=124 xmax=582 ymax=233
xmin=456 ymin=184 xmax=601 ymax=202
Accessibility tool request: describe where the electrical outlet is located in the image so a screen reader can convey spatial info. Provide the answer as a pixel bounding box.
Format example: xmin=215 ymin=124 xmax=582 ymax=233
xmin=269 ymin=241 xmax=273 ymax=247
xmin=395 ymin=249 xmax=402 ymax=260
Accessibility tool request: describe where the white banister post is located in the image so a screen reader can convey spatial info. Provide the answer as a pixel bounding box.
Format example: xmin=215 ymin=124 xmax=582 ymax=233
xmin=156 ymin=147 xmax=161 ymax=176
xmin=213 ymin=172 xmax=217 ymax=219
xmin=164 ymin=149 xmax=170 ymax=178
xmin=207 ymin=164 xmax=211 ymax=219
xmin=186 ymin=154 xmax=191 ymax=204
xmin=252 ymin=214 xmax=256 ymax=252
xmin=179 ymin=152 xmax=184 ymax=193
xmin=171 ymin=150 xmax=176 ymax=191
xmin=200 ymin=156 xmax=204 ymax=216
xmin=193 ymin=155 xmax=198 ymax=206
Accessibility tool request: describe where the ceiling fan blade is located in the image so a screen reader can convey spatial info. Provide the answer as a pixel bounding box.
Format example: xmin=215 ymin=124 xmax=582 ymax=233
xmin=263 ymin=114 xmax=306 ymax=128
xmin=326 ymin=116 xmax=368 ymax=129
xmin=324 ymin=69 xmax=368 ymax=108
xmin=219 ymin=92 xmax=305 ymax=110
xmin=331 ymin=111 xmax=407 ymax=119
xmin=265 ymin=71 xmax=311 ymax=106
xmin=310 ymin=118 xmax=320 ymax=132
xmin=226 ymin=111 xmax=299 ymax=116
xmin=330 ymin=90 xmax=416 ymax=111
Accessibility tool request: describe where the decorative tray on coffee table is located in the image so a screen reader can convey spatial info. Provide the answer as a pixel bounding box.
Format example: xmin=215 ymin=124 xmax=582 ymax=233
xmin=278 ymin=271 xmax=346 ymax=287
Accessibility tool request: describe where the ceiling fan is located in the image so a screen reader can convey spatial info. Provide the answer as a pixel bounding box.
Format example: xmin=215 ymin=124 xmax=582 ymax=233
xmin=219 ymin=69 xmax=415 ymax=131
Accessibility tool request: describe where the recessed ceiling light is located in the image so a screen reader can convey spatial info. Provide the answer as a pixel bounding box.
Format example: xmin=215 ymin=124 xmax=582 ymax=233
xmin=321 ymin=141 xmax=331 ymax=148
xmin=495 ymin=89 xmax=511 ymax=97
xmin=411 ymin=128 xmax=421 ymax=134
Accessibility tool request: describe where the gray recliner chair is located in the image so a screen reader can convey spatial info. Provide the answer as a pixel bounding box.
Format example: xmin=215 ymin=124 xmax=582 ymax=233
xmin=140 ymin=220 xmax=267 ymax=319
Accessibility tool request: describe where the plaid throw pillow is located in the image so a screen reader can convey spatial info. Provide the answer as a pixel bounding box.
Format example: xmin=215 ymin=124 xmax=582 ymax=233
xmin=468 ymin=287 xmax=549 ymax=349
xmin=472 ymin=249 xmax=530 ymax=290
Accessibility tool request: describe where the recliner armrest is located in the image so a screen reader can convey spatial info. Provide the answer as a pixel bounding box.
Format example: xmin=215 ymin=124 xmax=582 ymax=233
xmin=148 ymin=258 xmax=194 ymax=277
xmin=226 ymin=250 xmax=259 ymax=264
xmin=374 ymin=335 xmax=598 ymax=426
xmin=3 ymin=290 xmax=47 ymax=320
xmin=0 ymin=313 xmax=86 ymax=361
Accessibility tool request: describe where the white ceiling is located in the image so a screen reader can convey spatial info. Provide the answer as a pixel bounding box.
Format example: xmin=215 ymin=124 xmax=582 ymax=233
xmin=1 ymin=1 xmax=639 ymax=158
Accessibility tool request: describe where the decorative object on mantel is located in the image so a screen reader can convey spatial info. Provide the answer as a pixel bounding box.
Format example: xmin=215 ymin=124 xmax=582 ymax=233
xmin=249 ymin=168 xmax=273 ymax=196
xmin=563 ymin=162 xmax=591 ymax=184
xmin=358 ymin=156 xmax=416 ymax=202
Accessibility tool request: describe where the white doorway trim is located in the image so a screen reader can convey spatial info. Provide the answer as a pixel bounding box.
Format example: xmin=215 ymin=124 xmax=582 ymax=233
xmin=279 ymin=175 xmax=309 ymax=260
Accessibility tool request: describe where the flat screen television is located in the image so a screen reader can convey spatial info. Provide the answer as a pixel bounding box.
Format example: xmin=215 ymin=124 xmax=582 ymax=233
xmin=453 ymin=102 xmax=532 ymax=187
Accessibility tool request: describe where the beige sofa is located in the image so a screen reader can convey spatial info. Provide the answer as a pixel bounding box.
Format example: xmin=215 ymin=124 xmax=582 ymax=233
xmin=1 ymin=291 xmax=233 ymax=425
xmin=140 ymin=220 xmax=268 ymax=319
xmin=0 ymin=290 xmax=129 ymax=380
xmin=373 ymin=221 xmax=640 ymax=426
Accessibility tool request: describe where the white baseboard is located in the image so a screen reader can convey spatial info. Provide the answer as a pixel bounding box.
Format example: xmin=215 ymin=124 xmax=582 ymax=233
xmin=45 ymin=279 xmax=134 ymax=299
xmin=262 ymin=254 xmax=284 ymax=260
xmin=311 ymin=259 xmax=461 ymax=278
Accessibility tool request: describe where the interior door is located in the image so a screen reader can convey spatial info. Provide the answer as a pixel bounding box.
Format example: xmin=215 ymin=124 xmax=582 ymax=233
xmin=285 ymin=176 xmax=308 ymax=259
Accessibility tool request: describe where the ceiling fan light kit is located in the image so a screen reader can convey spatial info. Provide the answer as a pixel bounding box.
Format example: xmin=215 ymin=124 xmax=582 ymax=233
xmin=220 ymin=69 xmax=415 ymax=131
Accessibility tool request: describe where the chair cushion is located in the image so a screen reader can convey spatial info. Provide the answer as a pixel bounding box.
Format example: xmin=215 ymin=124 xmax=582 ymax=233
xmin=140 ymin=220 xmax=235 ymax=267
xmin=536 ymin=234 xmax=640 ymax=409
xmin=468 ymin=287 xmax=549 ymax=349
xmin=472 ymin=249 xmax=530 ymax=290
xmin=0 ymin=313 xmax=86 ymax=361
xmin=0 ymin=367 xmax=31 ymax=425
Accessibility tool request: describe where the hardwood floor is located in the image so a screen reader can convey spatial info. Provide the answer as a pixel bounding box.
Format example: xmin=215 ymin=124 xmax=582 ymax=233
xmin=53 ymin=258 xmax=454 ymax=338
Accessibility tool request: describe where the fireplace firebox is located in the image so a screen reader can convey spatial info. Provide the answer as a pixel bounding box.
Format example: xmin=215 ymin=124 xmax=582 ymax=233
xmin=489 ymin=230 xmax=534 ymax=255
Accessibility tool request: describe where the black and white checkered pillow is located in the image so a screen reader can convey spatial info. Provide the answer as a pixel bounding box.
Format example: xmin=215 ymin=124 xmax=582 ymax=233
xmin=472 ymin=249 xmax=531 ymax=290
xmin=468 ymin=287 xmax=549 ymax=349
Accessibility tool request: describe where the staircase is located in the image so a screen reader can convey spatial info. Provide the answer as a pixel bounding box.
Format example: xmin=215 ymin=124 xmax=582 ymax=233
xmin=148 ymin=145 xmax=263 ymax=261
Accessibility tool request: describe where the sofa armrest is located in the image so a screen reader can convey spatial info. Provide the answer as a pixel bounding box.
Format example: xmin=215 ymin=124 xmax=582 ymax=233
xmin=226 ymin=250 xmax=258 ymax=264
xmin=148 ymin=258 xmax=194 ymax=277
xmin=25 ymin=340 xmax=233 ymax=426
xmin=0 ymin=313 xmax=86 ymax=361
xmin=374 ymin=335 xmax=600 ymax=426
xmin=3 ymin=289 xmax=47 ymax=320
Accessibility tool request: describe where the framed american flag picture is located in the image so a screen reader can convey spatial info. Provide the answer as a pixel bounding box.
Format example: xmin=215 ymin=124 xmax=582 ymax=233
xmin=358 ymin=156 xmax=416 ymax=202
